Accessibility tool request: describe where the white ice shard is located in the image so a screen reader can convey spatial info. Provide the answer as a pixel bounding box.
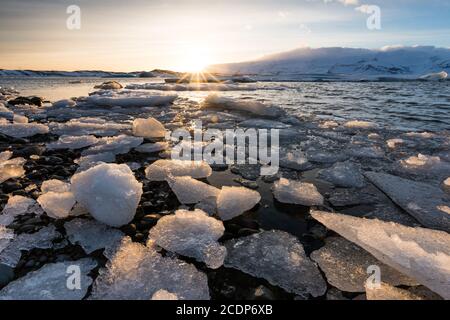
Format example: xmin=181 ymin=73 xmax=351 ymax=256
xmin=74 ymin=152 xmax=116 ymax=171
xmin=365 ymin=282 xmax=425 ymax=300
xmin=70 ymin=163 xmax=143 ymax=227
xmin=311 ymin=210 xmax=450 ymax=299
xmin=151 ymin=289 xmax=178 ymax=300
xmin=224 ymin=230 xmax=327 ymax=297
xmin=0 ymin=123 xmax=49 ymax=138
xmin=148 ymin=209 xmax=226 ymax=269
xmin=272 ymin=178 xmax=324 ymax=206
xmin=47 ymin=135 xmax=99 ymax=150
xmin=135 ymin=142 xmax=169 ymax=153
xmin=86 ymin=95 xmax=177 ymax=108
xmin=132 ymin=117 xmax=166 ymax=139
xmin=318 ymin=161 xmax=366 ymax=188
xmin=50 ymin=118 xmax=129 ymax=137
xmin=0 ymin=156 xmax=26 ymax=183
xmin=310 ymin=237 xmax=417 ymax=292
xmin=167 ymin=175 xmax=220 ymax=204
xmin=0 ymin=226 xmax=14 ymax=254
xmin=52 ymin=99 xmax=76 ymax=108
xmin=0 ymin=258 xmax=97 ymax=300
xmin=81 ymin=135 xmax=143 ymax=156
xmin=37 ymin=191 xmax=76 ymax=219
xmin=365 ymin=172 xmax=450 ymax=232
xmin=386 ymin=138 xmax=405 ymax=149
xmin=216 ymin=186 xmax=261 ymax=221
xmin=343 ymin=120 xmax=378 ymax=130
xmin=202 ymin=94 xmax=284 ymax=118
xmin=0 ymin=225 xmax=61 ymax=267
xmin=40 ymin=179 xmax=71 ymax=193
xmin=444 ymin=178 xmax=450 ymax=193
xmin=89 ymin=237 xmax=210 ymax=300
xmin=64 ymin=218 xmax=125 ymax=254
xmin=0 ymin=196 xmax=42 ymax=226
xmin=145 ymin=159 xmax=212 ymax=181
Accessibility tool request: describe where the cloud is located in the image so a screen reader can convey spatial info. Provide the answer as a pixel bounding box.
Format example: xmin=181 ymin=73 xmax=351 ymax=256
xmin=338 ymin=0 xmax=359 ymax=6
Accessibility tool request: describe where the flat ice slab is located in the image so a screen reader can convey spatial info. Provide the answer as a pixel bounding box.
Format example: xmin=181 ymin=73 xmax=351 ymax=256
xmin=224 ymin=230 xmax=327 ymax=297
xmin=216 ymin=186 xmax=261 ymax=221
xmin=145 ymin=159 xmax=212 ymax=181
xmin=311 ymin=210 xmax=450 ymax=299
xmin=272 ymin=178 xmax=324 ymax=206
xmin=365 ymin=172 xmax=450 ymax=232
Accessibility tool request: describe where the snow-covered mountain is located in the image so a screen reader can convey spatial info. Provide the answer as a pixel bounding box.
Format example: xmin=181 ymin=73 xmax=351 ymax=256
xmin=206 ymin=46 xmax=450 ymax=81
xmin=0 ymin=69 xmax=183 ymax=78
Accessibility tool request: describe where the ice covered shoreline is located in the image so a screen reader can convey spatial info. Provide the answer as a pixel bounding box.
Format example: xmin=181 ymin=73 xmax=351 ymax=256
xmin=0 ymin=80 xmax=449 ymax=300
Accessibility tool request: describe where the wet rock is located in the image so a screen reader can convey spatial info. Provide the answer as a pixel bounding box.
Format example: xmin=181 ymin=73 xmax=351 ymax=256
xmin=8 ymin=96 xmax=43 ymax=107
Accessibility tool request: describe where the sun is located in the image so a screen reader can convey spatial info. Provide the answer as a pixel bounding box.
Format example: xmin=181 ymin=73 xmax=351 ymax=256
xmin=178 ymin=46 xmax=212 ymax=73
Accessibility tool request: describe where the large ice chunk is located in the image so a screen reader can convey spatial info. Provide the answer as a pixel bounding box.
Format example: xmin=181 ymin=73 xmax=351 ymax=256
xmin=318 ymin=161 xmax=366 ymax=188
xmin=399 ymin=154 xmax=450 ymax=175
xmin=64 ymin=218 xmax=125 ymax=254
xmin=202 ymin=94 xmax=284 ymax=118
xmin=132 ymin=117 xmax=166 ymax=139
xmin=145 ymin=159 xmax=212 ymax=181
xmin=167 ymin=176 xmax=219 ymax=204
xmin=0 ymin=196 xmax=42 ymax=226
xmin=0 ymin=258 xmax=97 ymax=300
xmin=0 ymin=225 xmax=61 ymax=267
xmin=310 ymin=237 xmax=417 ymax=292
xmin=50 ymin=118 xmax=129 ymax=137
xmin=74 ymin=152 xmax=116 ymax=171
xmin=89 ymin=237 xmax=210 ymax=300
xmin=216 ymin=186 xmax=261 ymax=221
xmin=224 ymin=230 xmax=327 ymax=297
xmin=86 ymin=95 xmax=177 ymax=108
xmin=47 ymin=135 xmax=99 ymax=150
xmin=272 ymin=178 xmax=324 ymax=206
xmin=147 ymin=209 xmax=226 ymax=269
xmin=311 ymin=210 xmax=450 ymax=299
xmin=365 ymin=172 xmax=450 ymax=232
xmin=0 ymin=123 xmax=49 ymax=138
xmin=70 ymin=163 xmax=143 ymax=227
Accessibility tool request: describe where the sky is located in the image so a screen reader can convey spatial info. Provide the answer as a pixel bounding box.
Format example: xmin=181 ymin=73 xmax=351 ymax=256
xmin=0 ymin=0 xmax=449 ymax=72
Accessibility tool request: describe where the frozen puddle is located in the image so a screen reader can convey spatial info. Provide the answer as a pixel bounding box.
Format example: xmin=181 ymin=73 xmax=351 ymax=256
xmin=89 ymin=237 xmax=210 ymax=300
xmin=365 ymin=172 xmax=450 ymax=232
xmin=224 ymin=230 xmax=327 ymax=298
xmin=0 ymin=258 xmax=97 ymax=300
xmin=65 ymin=218 xmax=125 ymax=254
xmin=148 ymin=209 xmax=226 ymax=269
xmin=311 ymin=210 xmax=450 ymax=299
xmin=310 ymin=236 xmax=417 ymax=293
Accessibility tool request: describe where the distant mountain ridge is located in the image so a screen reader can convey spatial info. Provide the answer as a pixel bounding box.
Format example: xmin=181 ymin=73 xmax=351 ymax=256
xmin=206 ymin=46 xmax=450 ymax=80
xmin=0 ymin=69 xmax=183 ymax=78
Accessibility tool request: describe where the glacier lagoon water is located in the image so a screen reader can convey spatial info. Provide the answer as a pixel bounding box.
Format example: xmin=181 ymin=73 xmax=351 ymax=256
xmin=1 ymin=77 xmax=449 ymax=132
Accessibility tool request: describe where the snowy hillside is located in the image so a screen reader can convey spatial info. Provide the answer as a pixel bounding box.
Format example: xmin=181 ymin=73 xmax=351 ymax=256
xmin=206 ymin=46 xmax=450 ymax=81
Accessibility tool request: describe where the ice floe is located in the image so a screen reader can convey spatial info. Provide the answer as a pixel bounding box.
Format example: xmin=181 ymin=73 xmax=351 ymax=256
xmin=318 ymin=161 xmax=366 ymax=188
xmin=167 ymin=175 xmax=220 ymax=204
xmin=145 ymin=159 xmax=212 ymax=181
xmin=310 ymin=237 xmax=417 ymax=292
xmin=224 ymin=230 xmax=327 ymax=297
xmin=74 ymin=152 xmax=116 ymax=171
xmin=444 ymin=177 xmax=450 ymax=193
xmin=343 ymin=120 xmax=378 ymax=130
xmin=132 ymin=117 xmax=166 ymax=139
xmin=148 ymin=209 xmax=226 ymax=269
xmin=216 ymin=186 xmax=261 ymax=221
xmin=0 ymin=258 xmax=97 ymax=300
xmin=365 ymin=172 xmax=450 ymax=232
xmin=89 ymin=237 xmax=210 ymax=300
xmin=71 ymin=163 xmax=143 ymax=227
xmin=86 ymin=94 xmax=177 ymax=108
xmin=81 ymin=135 xmax=143 ymax=156
xmin=0 ymin=123 xmax=49 ymax=138
xmin=64 ymin=218 xmax=125 ymax=254
xmin=272 ymin=178 xmax=324 ymax=206
xmin=202 ymin=94 xmax=284 ymax=118
xmin=399 ymin=154 xmax=450 ymax=175
xmin=50 ymin=118 xmax=129 ymax=137
xmin=0 ymin=225 xmax=61 ymax=267
xmin=279 ymin=148 xmax=312 ymax=171
xmin=311 ymin=210 xmax=450 ymax=299
xmin=0 ymin=196 xmax=42 ymax=226
xmin=135 ymin=141 xmax=169 ymax=153
xmin=47 ymin=135 xmax=99 ymax=150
